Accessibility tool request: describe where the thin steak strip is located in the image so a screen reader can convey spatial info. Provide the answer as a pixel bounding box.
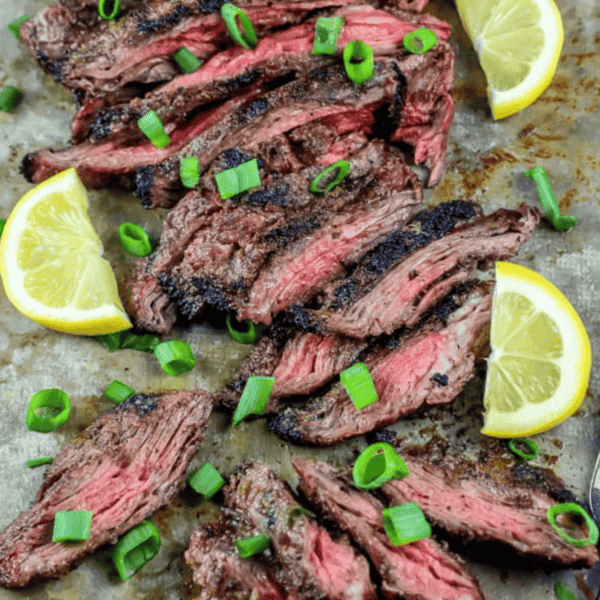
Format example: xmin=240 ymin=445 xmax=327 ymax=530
xmin=293 ymin=458 xmax=485 ymax=600
xmin=268 ymin=282 xmax=493 ymax=445
xmin=380 ymin=442 xmax=599 ymax=568
xmin=0 ymin=390 xmax=213 ymax=589
xmin=224 ymin=461 xmax=377 ymax=600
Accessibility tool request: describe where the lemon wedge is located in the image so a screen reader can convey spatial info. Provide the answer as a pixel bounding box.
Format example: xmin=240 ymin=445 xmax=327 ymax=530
xmin=0 ymin=168 xmax=132 ymax=335
xmin=456 ymin=0 xmax=563 ymax=120
xmin=481 ymin=261 xmax=591 ymax=437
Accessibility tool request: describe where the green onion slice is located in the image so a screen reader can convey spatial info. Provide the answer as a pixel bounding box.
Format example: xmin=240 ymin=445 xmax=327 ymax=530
xmin=236 ymin=534 xmax=270 ymax=558
xmin=342 ymin=40 xmax=373 ymax=84
xmin=226 ymin=314 xmax=258 ymax=344
xmin=98 ymin=0 xmax=119 ymax=19
xmin=310 ymin=160 xmax=350 ymax=193
xmin=26 ymin=456 xmax=54 ymax=468
xmin=221 ymin=3 xmax=257 ymax=49
xmin=25 ymin=388 xmax=71 ymax=433
xmin=180 ymin=156 xmax=200 ymax=188
xmin=508 ymin=437 xmax=539 ymax=460
xmin=138 ymin=110 xmax=170 ymax=148
xmin=111 ymin=520 xmax=161 ymax=580
xmin=94 ymin=331 xmax=159 ymax=353
xmin=340 ymin=362 xmax=378 ymax=410
xmin=382 ymin=503 xmax=432 ymax=546
xmin=52 ymin=510 xmax=93 ymax=542
xmin=0 ymin=85 xmax=23 ymax=112
xmin=403 ymin=27 xmax=437 ymax=54
xmin=103 ymin=379 xmax=135 ymax=404
xmin=118 ymin=222 xmax=153 ymax=257
xmin=0 ymin=219 xmax=6 ymax=237
xmin=215 ymin=159 xmax=261 ymax=199
xmin=554 ymin=581 xmax=577 ymax=600
xmin=188 ymin=462 xmax=225 ymax=499
xmin=353 ymin=442 xmax=409 ymax=489
xmin=546 ymin=503 xmax=599 ymax=547
xmin=154 ymin=340 xmax=196 ymax=376
xmin=231 ymin=376 xmax=275 ymax=427
xmin=8 ymin=14 xmax=30 ymax=40
xmin=312 ymin=16 xmax=344 ymax=55
xmin=173 ymin=47 xmax=202 ymax=73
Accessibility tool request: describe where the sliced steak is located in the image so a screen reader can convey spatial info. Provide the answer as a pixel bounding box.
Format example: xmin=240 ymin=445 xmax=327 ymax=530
xmin=302 ymin=202 xmax=541 ymax=337
xmin=224 ymin=461 xmax=377 ymax=600
xmin=184 ymin=508 xmax=289 ymax=600
xmin=293 ymin=458 xmax=485 ymax=600
xmin=0 ymin=390 xmax=213 ymax=589
xmin=268 ymin=282 xmax=493 ymax=445
xmin=380 ymin=441 xmax=599 ymax=568
xmin=74 ymin=6 xmax=452 ymax=144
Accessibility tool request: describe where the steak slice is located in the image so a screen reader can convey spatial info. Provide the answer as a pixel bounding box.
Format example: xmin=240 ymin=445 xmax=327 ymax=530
xmin=380 ymin=441 xmax=599 ymax=568
xmin=293 ymin=458 xmax=485 ymax=600
xmin=302 ymin=202 xmax=541 ymax=338
xmin=184 ymin=508 xmax=289 ymax=600
xmin=224 ymin=461 xmax=377 ymax=600
xmin=0 ymin=390 xmax=213 ymax=589
xmin=74 ymin=5 xmax=452 ymax=144
xmin=268 ymin=282 xmax=493 ymax=445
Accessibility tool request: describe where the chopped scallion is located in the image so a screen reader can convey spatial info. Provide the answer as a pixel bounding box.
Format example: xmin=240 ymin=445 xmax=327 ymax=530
xmin=103 ymin=379 xmax=135 ymax=404
xmin=310 ymin=159 xmax=350 ymax=193
xmin=221 ymin=3 xmax=257 ymax=49
xmin=546 ymin=503 xmax=599 ymax=547
xmin=342 ymin=40 xmax=373 ymax=84
xmin=382 ymin=503 xmax=431 ymax=546
xmin=26 ymin=456 xmax=54 ymax=468
xmin=236 ymin=534 xmax=270 ymax=558
xmin=312 ymin=16 xmax=344 ymax=55
xmin=554 ymin=581 xmax=578 ymax=600
xmin=403 ymin=27 xmax=437 ymax=54
xmin=25 ymin=389 xmax=70 ymax=433
xmin=8 ymin=14 xmax=30 ymax=40
xmin=340 ymin=362 xmax=378 ymax=410
xmin=180 ymin=156 xmax=200 ymax=188
xmin=98 ymin=0 xmax=119 ymax=20
xmin=231 ymin=376 xmax=274 ymax=427
xmin=118 ymin=222 xmax=153 ymax=257
xmin=52 ymin=510 xmax=93 ymax=542
xmin=353 ymin=442 xmax=409 ymax=489
xmin=138 ymin=110 xmax=170 ymax=148
xmin=215 ymin=159 xmax=260 ymax=199
xmin=111 ymin=520 xmax=161 ymax=580
xmin=94 ymin=331 xmax=159 ymax=353
xmin=188 ymin=462 xmax=225 ymax=499
xmin=0 ymin=85 xmax=23 ymax=112
xmin=173 ymin=47 xmax=202 ymax=73
xmin=0 ymin=219 xmax=6 ymax=237
xmin=226 ymin=314 xmax=258 ymax=344
xmin=508 ymin=437 xmax=539 ymax=460
xmin=154 ymin=340 xmax=196 ymax=376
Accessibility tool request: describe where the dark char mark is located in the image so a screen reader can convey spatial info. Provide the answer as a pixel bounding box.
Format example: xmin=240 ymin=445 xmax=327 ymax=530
xmin=264 ymin=216 xmax=319 ymax=247
xmin=91 ymin=109 xmax=118 ymax=139
xmin=197 ymin=0 xmax=227 ymax=13
xmin=191 ymin=276 xmax=231 ymax=311
xmin=20 ymin=153 xmax=36 ymax=183
xmin=36 ymin=50 xmax=67 ymax=82
xmin=238 ymin=97 xmax=270 ymax=125
xmin=137 ymin=5 xmax=189 ymax=34
xmin=159 ymin=273 xmax=205 ymax=320
xmin=389 ymin=61 xmax=407 ymax=128
xmin=267 ymin=409 xmax=304 ymax=444
xmin=331 ymin=279 xmax=357 ymax=309
xmin=247 ymin=185 xmax=288 ymax=208
xmin=116 ymin=393 xmax=157 ymax=416
xmin=134 ymin=166 xmax=154 ymax=208
xmin=431 ymin=373 xmax=449 ymax=386
xmin=225 ymin=69 xmax=261 ymax=92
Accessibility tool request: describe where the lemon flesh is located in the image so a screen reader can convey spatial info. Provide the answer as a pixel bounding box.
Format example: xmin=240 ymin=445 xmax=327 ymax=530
xmin=0 ymin=168 xmax=132 ymax=335
xmin=456 ymin=0 xmax=563 ymax=119
xmin=481 ymin=261 xmax=591 ymax=437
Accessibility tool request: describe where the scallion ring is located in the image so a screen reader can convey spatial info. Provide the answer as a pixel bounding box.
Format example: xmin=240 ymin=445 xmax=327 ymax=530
xmin=154 ymin=340 xmax=196 ymax=376
xmin=226 ymin=314 xmax=258 ymax=344
xmin=137 ymin=110 xmax=170 ymax=148
xmin=342 ymin=40 xmax=373 ymax=84
xmin=403 ymin=27 xmax=437 ymax=54
xmin=103 ymin=379 xmax=135 ymax=404
xmin=353 ymin=442 xmax=409 ymax=489
xmin=310 ymin=160 xmax=350 ymax=193
xmin=554 ymin=581 xmax=578 ymax=600
xmin=508 ymin=437 xmax=539 ymax=460
xmin=340 ymin=362 xmax=378 ymax=410
xmin=52 ymin=510 xmax=93 ymax=542
xmin=172 ymin=47 xmax=202 ymax=73
xmin=382 ymin=503 xmax=432 ymax=546
xmin=0 ymin=85 xmax=23 ymax=112
xmin=236 ymin=534 xmax=270 ymax=558
xmin=546 ymin=503 xmax=599 ymax=547
xmin=231 ymin=376 xmax=275 ymax=427
xmin=215 ymin=159 xmax=261 ymax=199
xmin=221 ymin=3 xmax=257 ymax=49
xmin=25 ymin=388 xmax=70 ymax=433
xmin=180 ymin=156 xmax=200 ymax=188
xmin=8 ymin=14 xmax=31 ymax=40
xmin=111 ymin=520 xmax=161 ymax=580
xmin=312 ymin=16 xmax=344 ymax=55
xmin=0 ymin=218 xmax=6 ymax=237
xmin=118 ymin=222 xmax=153 ymax=257
xmin=98 ymin=0 xmax=119 ymax=20
xmin=188 ymin=462 xmax=225 ymax=500
xmin=26 ymin=456 xmax=53 ymax=468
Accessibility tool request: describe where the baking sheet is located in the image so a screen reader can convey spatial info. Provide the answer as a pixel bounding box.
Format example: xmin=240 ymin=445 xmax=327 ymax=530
xmin=1 ymin=0 xmax=600 ymax=598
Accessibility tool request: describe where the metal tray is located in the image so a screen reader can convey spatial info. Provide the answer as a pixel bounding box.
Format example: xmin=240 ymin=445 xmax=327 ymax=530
xmin=1 ymin=0 xmax=599 ymax=597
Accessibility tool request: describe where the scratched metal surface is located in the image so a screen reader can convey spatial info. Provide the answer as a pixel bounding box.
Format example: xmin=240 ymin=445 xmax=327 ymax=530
xmin=1 ymin=0 xmax=600 ymax=598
